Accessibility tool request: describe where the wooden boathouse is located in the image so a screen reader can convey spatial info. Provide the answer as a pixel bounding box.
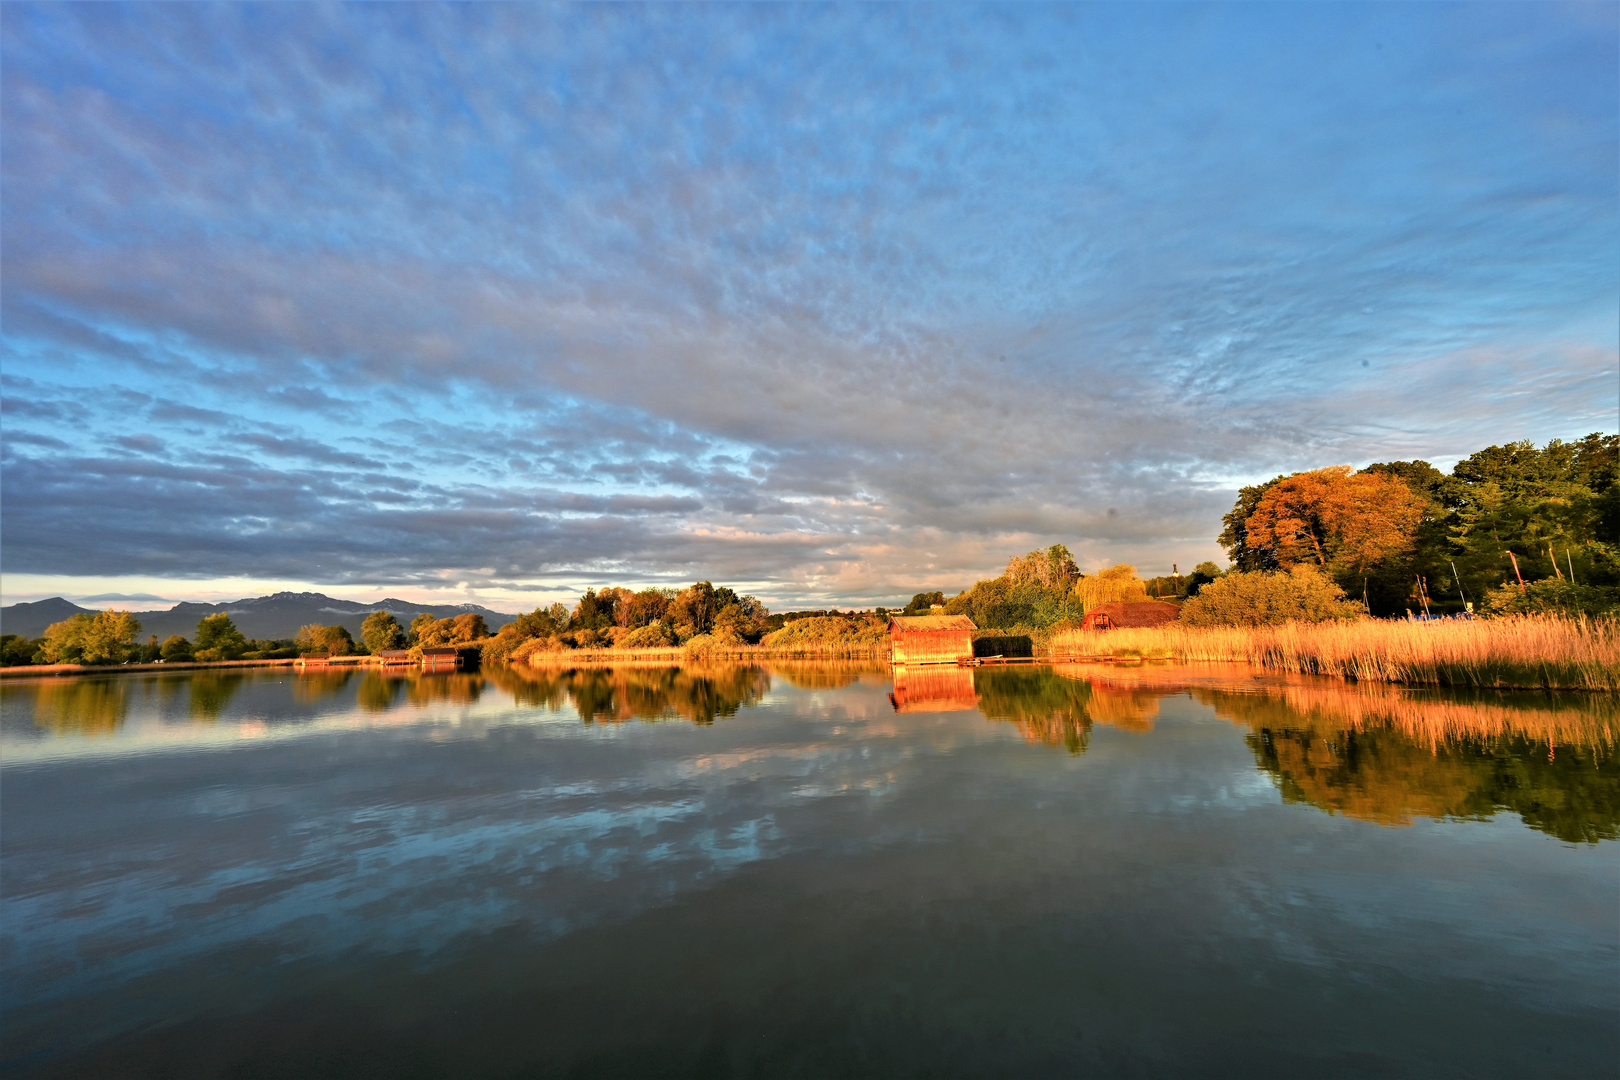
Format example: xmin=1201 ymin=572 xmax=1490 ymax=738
xmin=1080 ymin=600 xmax=1181 ymax=631
xmin=377 ymin=649 xmax=413 ymax=666
xmin=888 ymin=613 xmax=977 ymax=666
xmin=420 ymin=646 xmax=463 ymax=670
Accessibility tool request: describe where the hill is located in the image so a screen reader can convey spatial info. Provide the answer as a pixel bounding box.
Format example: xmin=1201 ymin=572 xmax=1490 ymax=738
xmin=1 ymin=591 xmax=518 ymax=642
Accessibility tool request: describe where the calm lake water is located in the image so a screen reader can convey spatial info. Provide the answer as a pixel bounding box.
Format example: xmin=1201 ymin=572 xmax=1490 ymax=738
xmin=2 ymin=662 xmax=1616 ymax=1078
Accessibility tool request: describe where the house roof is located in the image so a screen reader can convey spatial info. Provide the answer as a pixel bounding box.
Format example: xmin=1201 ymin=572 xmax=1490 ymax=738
xmin=420 ymin=646 xmax=461 ymax=655
xmin=1083 ymin=601 xmax=1181 ymax=628
xmin=888 ymin=614 xmax=977 ymax=633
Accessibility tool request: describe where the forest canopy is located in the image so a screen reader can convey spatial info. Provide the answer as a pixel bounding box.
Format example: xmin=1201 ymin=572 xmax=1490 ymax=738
xmin=1220 ymin=434 xmax=1618 ymax=616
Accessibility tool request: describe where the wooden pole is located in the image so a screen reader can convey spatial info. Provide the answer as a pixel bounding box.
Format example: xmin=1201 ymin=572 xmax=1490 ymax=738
xmin=1566 ymin=549 xmax=1577 ymax=585
xmin=1508 ymin=551 xmax=1526 ymax=594
xmin=1549 ymin=544 xmax=1563 ymax=581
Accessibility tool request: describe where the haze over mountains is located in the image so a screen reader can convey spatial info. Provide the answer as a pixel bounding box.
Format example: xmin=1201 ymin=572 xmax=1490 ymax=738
xmin=0 ymin=592 xmax=518 ymax=643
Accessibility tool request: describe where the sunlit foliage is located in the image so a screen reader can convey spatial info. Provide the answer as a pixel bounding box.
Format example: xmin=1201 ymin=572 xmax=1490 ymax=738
xmin=38 ymin=610 xmax=142 ymax=665
xmin=1178 ymin=566 xmax=1363 ymax=627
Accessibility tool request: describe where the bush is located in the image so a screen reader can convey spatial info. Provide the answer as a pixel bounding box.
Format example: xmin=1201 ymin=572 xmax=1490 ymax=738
xmin=758 ymin=615 xmax=888 ymax=652
xmin=1178 ymin=566 xmax=1364 ymax=627
xmin=160 ymin=635 xmax=193 ymax=662
xmin=1483 ymin=580 xmax=1620 ymax=618
xmin=621 ymin=622 xmax=680 ymax=648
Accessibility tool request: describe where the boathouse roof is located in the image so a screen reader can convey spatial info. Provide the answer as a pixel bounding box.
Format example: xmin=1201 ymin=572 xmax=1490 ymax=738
xmin=887 ymin=614 xmax=977 ymax=633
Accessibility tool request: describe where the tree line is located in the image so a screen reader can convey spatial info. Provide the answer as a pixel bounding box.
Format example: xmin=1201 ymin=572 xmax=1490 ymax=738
xmin=1219 ymin=433 xmax=1617 ymax=617
xmin=2 ymin=609 xmax=499 ymax=667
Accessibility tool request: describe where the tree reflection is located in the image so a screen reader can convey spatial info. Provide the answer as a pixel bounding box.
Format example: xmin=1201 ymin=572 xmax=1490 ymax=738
xmin=404 ymin=673 xmax=483 ymax=708
xmin=495 ymin=664 xmax=770 ymax=725
xmin=187 ymin=672 xmax=245 ymax=720
xmin=1209 ymin=692 xmax=1620 ymax=844
xmin=356 ymin=673 xmax=402 ymax=713
xmin=28 ymin=678 xmax=129 ymax=735
xmin=973 ymin=668 xmax=1096 ymax=755
xmin=292 ymin=669 xmax=355 ymax=704
xmin=769 ymin=661 xmax=886 ymax=691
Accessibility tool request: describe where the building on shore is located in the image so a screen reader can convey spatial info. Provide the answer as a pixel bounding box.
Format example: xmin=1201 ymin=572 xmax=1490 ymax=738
xmin=1079 ymin=601 xmax=1181 ymax=631
xmin=420 ymin=646 xmax=462 ymax=670
xmin=888 ymin=613 xmax=977 ymax=666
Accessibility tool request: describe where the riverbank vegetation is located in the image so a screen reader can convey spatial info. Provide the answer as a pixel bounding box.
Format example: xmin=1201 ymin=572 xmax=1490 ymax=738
xmin=1048 ymin=615 xmax=1619 ymax=691
xmin=1221 ymin=434 xmax=1618 ymax=617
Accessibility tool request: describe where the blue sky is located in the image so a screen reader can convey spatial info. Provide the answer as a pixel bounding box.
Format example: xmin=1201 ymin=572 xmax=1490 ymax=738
xmin=2 ymin=2 xmax=1615 ymax=610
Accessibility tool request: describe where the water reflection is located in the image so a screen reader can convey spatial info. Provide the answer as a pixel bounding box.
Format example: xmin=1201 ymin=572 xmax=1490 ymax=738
xmin=27 ymin=678 xmax=130 ymax=736
xmin=1054 ymin=663 xmax=1619 ymax=844
xmin=291 ymin=668 xmax=356 ymax=705
xmin=3 ymin=661 xmax=1615 ymax=1078
xmin=186 ymin=671 xmax=246 ymax=720
xmin=5 ymin=662 xmax=1616 ymax=845
xmin=496 ymin=663 xmax=771 ymax=724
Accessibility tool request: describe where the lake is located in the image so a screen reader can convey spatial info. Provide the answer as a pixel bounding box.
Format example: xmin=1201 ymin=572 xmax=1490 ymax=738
xmin=2 ymin=662 xmax=1615 ymax=1078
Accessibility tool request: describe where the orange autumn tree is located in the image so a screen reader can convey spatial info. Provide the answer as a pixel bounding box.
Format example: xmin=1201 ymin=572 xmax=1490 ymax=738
xmin=1245 ymin=466 xmax=1426 ymax=578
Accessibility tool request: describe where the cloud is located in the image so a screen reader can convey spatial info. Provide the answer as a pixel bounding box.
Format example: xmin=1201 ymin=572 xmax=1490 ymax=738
xmin=73 ymin=592 xmax=177 ymax=605
xmin=0 ymin=4 xmax=1613 ymax=604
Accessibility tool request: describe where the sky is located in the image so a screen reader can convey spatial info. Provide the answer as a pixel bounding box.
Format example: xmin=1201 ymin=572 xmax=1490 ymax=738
xmin=2 ymin=2 xmax=1615 ymax=612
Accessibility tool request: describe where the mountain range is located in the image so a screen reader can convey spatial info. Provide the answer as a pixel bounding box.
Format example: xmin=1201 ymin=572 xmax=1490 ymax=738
xmin=0 ymin=592 xmax=520 ymax=643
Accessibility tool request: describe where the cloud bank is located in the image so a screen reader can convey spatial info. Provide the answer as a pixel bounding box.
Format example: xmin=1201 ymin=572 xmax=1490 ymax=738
xmin=2 ymin=3 xmax=1614 ymax=606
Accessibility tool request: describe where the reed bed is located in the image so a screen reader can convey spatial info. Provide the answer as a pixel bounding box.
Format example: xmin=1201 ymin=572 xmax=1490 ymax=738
xmin=1047 ymin=616 xmax=1620 ymax=691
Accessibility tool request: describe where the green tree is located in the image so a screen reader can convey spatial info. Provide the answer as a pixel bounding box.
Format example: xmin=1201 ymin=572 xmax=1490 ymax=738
xmin=39 ymin=610 xmax=143 ymax=665
xmin=361 ymin=611 xmax=405 ymax=653
xmin=1 ymin=634 xmax=42 ymax=666
xmin=902 ymin=592 xmax=947 ymax=615
xmin=160 ymin=635 xmax=193 ymax=662
xmin=194 ymin=613 xmax=248 ymax=662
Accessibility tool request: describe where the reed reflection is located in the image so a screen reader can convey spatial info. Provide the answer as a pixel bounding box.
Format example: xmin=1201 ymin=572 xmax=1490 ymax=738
xmin=494 ymin=663 xmax=771 ymax=725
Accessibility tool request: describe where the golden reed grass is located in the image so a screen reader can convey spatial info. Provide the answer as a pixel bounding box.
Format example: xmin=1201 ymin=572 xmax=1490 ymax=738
xmin=1047 ymin=616 xmax=1620 ymax=691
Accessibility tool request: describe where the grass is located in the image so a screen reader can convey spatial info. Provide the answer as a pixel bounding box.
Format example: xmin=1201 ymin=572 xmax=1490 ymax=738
xmin=1046 ymin=616 xmax=1620 ymax=691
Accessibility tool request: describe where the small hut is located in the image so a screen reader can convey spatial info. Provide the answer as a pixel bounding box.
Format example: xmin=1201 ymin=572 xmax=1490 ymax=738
xmin=298 ymin=651 xmax=331 ymax=667
xmin=420 ymin=646 xmax=462 ymax=670
xmin=1080 ymin=601 xmax=1180 ymax=631
xmin=377 ymin=649 xmax=412 ymax=666
xmin=888 ymin=613 xmax=977 ymax=666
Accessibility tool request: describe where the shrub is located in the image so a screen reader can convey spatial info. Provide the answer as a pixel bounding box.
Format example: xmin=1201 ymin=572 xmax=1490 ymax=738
xmin=759 ymin=615 xmax=888 ymax=653
xmin=1482 ymin=580 xmax=1620 ymax=618
xmin=160 ymin=635 xmax=193 ymax=662
xmin=1179 ymin=566 xmax=1364 ymax=627
xmin=621 ymin=622 xmax=679 ymax=648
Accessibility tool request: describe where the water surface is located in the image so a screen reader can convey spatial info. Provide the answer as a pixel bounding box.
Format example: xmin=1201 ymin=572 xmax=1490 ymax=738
xmin=3 ymin=662 xmax=1615 ymax=1078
